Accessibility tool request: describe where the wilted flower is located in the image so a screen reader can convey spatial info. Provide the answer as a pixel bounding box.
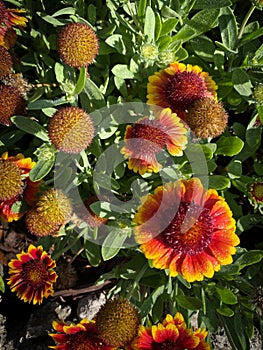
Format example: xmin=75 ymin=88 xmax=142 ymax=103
xmin=26 ymin=188 xmax=73 ymax=237
xmin=0 ymin=152 xmax=41 ymax=222
xmin=49 ymin=319 xmax=115 ymax=349
xmin=134 ymin=177 xmax=239 ymax=282
xmin=147 ymin=61 xmax=217 ymax=120
xmin=0 ymin=84 xmax=26 ymax=125
xmin=121 ymin=107 xmax=188 ymax=175
xmin=1 ymin=73 xmax=31 ymax=96
xmin=48 ymin=106 xmax=94 ymax=154
xmin=96 ymin=298 xmax=140 ymax=347
xmin=186 ymin=97 xmax=228 ymax=138
xmin=131 ymin=312 xmax=210 ymax=350
xmin=7 ymin=244 xmax=58 ymax=304
xmin=57 ymin=22 xmax=99 ymax=68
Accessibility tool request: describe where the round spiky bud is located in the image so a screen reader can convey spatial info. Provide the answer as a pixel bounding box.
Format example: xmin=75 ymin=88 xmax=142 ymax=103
xmin=48 ymin=106 xmax=94 ymax=154
xmin=0 ymin=85 xmax=26 ymax=125
xmin=57 ymin=22 xmax=99 ymax=68
xmin=141 ymin=43 xmax=158 ymax=62
xmin=186 ymin=97 xmax=228 ymax=138
xmin=96 ymin=298 xmax=140 ymax=347
xmin=0 ymin=47 xmax=12 ymax=79
xmin=25 ymin=188 xmax=72 ymax=236
xmin=55 ymin=263 xmax=78 ymax=290
xmin=0 ymin=159 xmax=23 ymax=201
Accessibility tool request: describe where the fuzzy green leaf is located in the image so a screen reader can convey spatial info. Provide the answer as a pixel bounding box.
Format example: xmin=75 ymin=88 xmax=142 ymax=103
xmin=232 ymin=69 xmax=253 ymax=97
xmin=29 ymin=158 xmax=55 ymax=181
xmin=144 ymin=6 xmax=155 ymax=42
xmin=11 ymin=116 xmax=49 ymax=142
xmin=194 ymin=0 xmax=231 ymax=9
xmin=101 ymin=229 xmax=129 ymax=260
xmin=74 ymin=67 xmax=86 ymax=95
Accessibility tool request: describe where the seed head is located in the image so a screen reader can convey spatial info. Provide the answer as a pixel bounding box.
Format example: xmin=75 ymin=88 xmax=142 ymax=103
xmin=57 ymin=22 xmax=99 ymax=68
xmin=0 ymin=84 xmax=26 ymax=125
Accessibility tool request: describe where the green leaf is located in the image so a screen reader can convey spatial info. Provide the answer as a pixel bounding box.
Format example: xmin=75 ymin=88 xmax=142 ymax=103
xmin=194 ymin=0 xmax=231 ymax=9
xmin=176 ymin=295 xmax=202 ymax=310
xmin=174 ymin=9 xmax=220 ymax=42
xmin=140 ymin=286 xmax=165 ymax=318
xmin=138 ymin=0 xmax=147 ymax=22
xmin=226 ymin=160 xmax=242 ymax=179
xmin=101 ymin=228 xmax=129 ymax=261
xmin=11 ymin=116 xmax=49 ymax=142
xmin=257 ymin=105 xmax=263 ymax=124
xmin=29 ymin=158 xmax=55 ymax=181
xmin=105 ymin=34 xmax=132 ymax=55
xmin=39 ymin=14 xmax=65 ymax=26
xmin=216 ymin=306 xmax=234 ymax=317
xmin=112 ymin=64 xmax=134 ymax=79
xmin=144 ymin=6 xmax=155 ymax=42
xmin=234 ymin=250 xmax=263 ymax=270
xmin=216 ymin=287 xmax=238 ymax=304
xmin=232 ymin=69 xmax=253 ymax=97
xmin=0 ymin=276 xmax=5 ymax=293
xmin=11 ymin=201 xmax=28 ymax=213
xmin=74 ymin=67 xmax=86 ymax=95
xmin=154 ymin=12 xmax=162 ymax=40
xmin=160 ymin=18 xmax=179 ymax=36
xmin=251 ymin=43 xmax=263 ymax=64
xmin=239 ymin=27 xmax=263 ymax=46
xmin=190 ymin=35 xmax=216 ymax=61
xmin=84 ymin=241 xmax=101 ymax=266
xmin=52 ymin=7 xmax=75 ymax=17
xmin=216 ymin=136 xmax=244 ymax=156
xmin=218 ymin=7 xmax=238 ymax=51
xmin=81 ymin=78 xmax=106 ymax=109
xmin=209 ymin=175 xmax=231 ymax=190
xmin=0 ymin=129 xmax=24 ymax=147
xmin=28 ymin=97 xmax=68 ymax=110
xmin=246 ymin=114 xmax=262 ymax=149
xmin=220 ymin=314 xmax=250 ymax=350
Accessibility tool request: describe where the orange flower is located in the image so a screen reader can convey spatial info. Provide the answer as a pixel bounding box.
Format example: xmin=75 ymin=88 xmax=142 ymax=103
xmin=131 ymin=312 xmax=210 ymax=350
xmin=134 ymin=178 xmax=239 ymax=282
xmin=49 ymin=319 xmax=115 ymax=350
xmin=121 ymin=107 xmax=188 ymax=175
xmin=0 ymin=152 xmax=41 ymax=222
xmin=7 ymin=244 xmax=57 ymax=304
xmin=147 ymin=61 xmax=217 ymax=121
xmin=0 ymin=1 xmax=27 ymax=49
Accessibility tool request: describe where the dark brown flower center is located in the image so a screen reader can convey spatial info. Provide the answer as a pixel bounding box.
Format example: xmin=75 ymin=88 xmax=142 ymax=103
xmin=165 ymin=71 xmax=206 ymax=111
xmin=152 ymin=339 xmax=178 ymax=350
xmin=130 ymin=119 xmax=167 ymax=154
xmin=251 ymin=182 xmax=263 ymax=202
xmin=23 ymin=260 xmax=49 ymax=286
xmin=70 ymin=332 xmax=100 ymax=350
xmin=158 ymin=201 xmax=214 ymax=255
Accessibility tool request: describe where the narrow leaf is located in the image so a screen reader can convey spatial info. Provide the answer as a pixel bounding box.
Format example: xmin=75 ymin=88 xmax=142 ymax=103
xmin=74 ymin=67 xmax=86 ymax=95
xmin=144 ymin=6 xmax=155 ymax=42
xmin=11 ymin=116 xmax=49 ymax=142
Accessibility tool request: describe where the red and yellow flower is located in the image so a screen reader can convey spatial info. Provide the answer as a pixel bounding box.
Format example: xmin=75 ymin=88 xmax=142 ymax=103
xmin=7 ymin=244 xmax=58 ymax=305
xmin=131 ymin=312 xmax=210 ymax=350
xmin=49 ymin=319 xmax=115 ymax=350
xmin=0 ymin=0 xmax=27 ymax=49
xmin=147 ymin=61 xmax=217 ymax=121
xmin=121 ymin=107 xmax=188 ymax=175
xmin=134 ymin=177 xmax=239 ymax=282
xmin=0 ymin=152 xmax=41 ymax=222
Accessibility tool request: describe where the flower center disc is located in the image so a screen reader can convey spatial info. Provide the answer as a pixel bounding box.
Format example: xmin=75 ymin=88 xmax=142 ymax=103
xmin=166 ymin=71 xmax=206 ymax=110
xmin=24 ymin=260 xmax=49 ymax=286
xmin=159 ymin=201 xmax=214 ymax=255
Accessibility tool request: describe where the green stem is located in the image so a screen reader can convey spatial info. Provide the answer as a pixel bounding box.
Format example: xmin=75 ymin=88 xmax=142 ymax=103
xmin=237 ymin=5 xmax=256 ymax=42
xmin=52 ymin=230 xmax=86 ymax=260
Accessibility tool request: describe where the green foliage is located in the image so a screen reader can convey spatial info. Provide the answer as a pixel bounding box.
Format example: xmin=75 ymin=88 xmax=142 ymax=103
xmin=0 ymin=0 xmax=263 ymax=348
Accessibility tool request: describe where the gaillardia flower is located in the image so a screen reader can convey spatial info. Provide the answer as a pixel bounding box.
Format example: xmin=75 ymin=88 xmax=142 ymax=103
xmin=186 ymin=97 xmax=228 ymax=139
xmin=49 ymin=319 xmax=115 ymax=350
xmin=0 ymin=46 xmax=12 ymax=79
xmin=26 ymin=188 xmax=73 ymax=237
xmin=121 ymin=107 xmax=188 ymax=175
xmin=249 ymin=179 xmax=263 ymax=204
xmin=147 ymin=61 xmax=217 ymax=120
xmin=0 ymin=84 xmax=26 ymax=125
xmin=0 ymin=152 xmax=41 ymax=222
xmin=96 ymin=298 xmax=140 ymax=347
xmin=57 ymin=22 xmax=99 ymax=68
xmin=48 ymin=106 xmax=94 ymax=154
xmin=7 ymin=244 xmax=57 ymax=304
xmin=132 ymin=312 xmax=210 ymax=350
xmin=134 ymin=178 xmax=239 ymax=282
